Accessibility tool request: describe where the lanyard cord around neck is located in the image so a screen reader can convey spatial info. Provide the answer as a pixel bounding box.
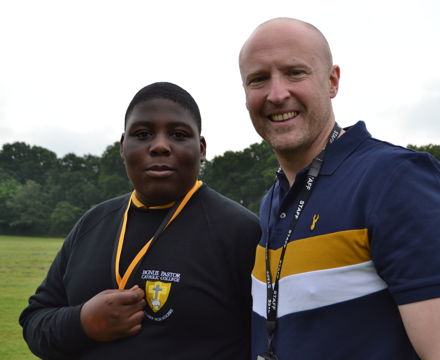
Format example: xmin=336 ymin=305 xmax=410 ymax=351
xmin=113 ymin=180 xmax=203 ymax=290
xmin=265 ymin=123 xmax=341 ymax=354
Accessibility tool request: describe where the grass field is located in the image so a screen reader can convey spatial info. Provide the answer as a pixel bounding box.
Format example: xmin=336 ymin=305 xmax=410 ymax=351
xmin=0 ymin=235 xmax=63 ymax=360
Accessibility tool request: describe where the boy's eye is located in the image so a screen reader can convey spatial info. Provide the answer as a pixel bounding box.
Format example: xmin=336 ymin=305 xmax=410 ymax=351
xmin=135 ymin=130 xmax=152 ymax=139
xmin=172 ymin=130 xmax=188 ymax=140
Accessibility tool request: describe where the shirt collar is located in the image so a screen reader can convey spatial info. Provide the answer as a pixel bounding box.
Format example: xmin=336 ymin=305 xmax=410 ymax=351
xmin=275 ymin=121 xmax=371 ymax=182
xmin=320 ymin=121 xmax=371 ymax=175
xmin=132 ymin=191 xmax=175 ymax=209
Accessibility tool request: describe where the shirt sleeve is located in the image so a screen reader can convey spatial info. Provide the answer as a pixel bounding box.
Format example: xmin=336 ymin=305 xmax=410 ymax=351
xmin=369 ymin=152 xmax=440 ymax=304
xmin=19 ymin=219 xmax=95 ymax=359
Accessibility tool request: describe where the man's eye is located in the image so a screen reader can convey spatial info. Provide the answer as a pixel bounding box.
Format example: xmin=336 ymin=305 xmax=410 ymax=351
xmin=248 ymin=75 xmax=267 ymax=85
xmin=290 ymin=70 xmax=305 ymax=77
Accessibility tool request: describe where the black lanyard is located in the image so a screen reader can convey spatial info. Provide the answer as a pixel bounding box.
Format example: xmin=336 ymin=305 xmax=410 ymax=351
xmin=263 ymin=123 xmax=341 ymax=356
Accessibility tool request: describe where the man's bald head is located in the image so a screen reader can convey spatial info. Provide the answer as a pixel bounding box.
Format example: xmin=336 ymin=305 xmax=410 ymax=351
xmin=239 ymin=17 xmax=334 ymax=76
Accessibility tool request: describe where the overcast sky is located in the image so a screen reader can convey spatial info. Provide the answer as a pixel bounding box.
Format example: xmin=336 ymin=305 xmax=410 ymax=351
xmin=1 ymin=0 xmax=439 ymax=160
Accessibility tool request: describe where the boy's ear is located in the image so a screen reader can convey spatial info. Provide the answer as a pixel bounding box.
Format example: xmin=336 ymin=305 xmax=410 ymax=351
xmin=119 ymin=133 xmax=125 ymax=160
xmin=200 ymin=136 xmax=207 ymax=162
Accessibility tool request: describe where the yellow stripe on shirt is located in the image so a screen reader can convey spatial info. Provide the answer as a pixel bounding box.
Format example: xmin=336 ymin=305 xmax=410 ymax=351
xmin=252 ymin=229 xmax=370 ymax=282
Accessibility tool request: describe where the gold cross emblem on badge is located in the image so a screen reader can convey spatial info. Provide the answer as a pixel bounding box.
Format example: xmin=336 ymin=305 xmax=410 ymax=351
xmin=145 ymin=281 xmax=171 ymax=312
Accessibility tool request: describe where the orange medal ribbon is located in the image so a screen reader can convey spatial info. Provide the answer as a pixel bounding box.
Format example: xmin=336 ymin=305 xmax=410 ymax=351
xmin=115 ymin=180 xmax=203 ymax=289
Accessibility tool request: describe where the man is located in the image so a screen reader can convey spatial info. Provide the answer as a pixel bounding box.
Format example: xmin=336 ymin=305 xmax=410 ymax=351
xmin=20 ymin=82 xmax=260 ymax=359
xmin=239 ymin=18 xmax=440 ymax=359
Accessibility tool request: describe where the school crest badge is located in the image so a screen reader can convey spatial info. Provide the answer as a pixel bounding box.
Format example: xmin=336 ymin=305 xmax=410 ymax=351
xmin=146 ymin=281 xmax=171 ymax=312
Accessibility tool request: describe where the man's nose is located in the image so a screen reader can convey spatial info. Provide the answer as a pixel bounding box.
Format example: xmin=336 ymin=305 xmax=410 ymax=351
xmin=267 ymin=77 xmax=290 ymax=104
xmin=149 ymin=134 xmax=171 ymax=155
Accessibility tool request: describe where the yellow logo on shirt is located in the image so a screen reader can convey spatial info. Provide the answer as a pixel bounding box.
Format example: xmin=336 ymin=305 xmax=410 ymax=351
xmin=310 ymin=214 xmax=320 ymax=231
xmin=146 ymin=281 xmax=171 ymax=312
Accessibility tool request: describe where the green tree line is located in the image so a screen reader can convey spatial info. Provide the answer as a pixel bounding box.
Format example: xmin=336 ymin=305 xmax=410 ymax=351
xmin=0 ymin=141 xmax=438 ymax=237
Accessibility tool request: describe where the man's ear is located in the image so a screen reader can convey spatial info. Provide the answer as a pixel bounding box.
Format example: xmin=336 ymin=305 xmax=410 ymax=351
xmin=329 ymin=65 xmax=340 ymax=99
xmin=119 ymin=133 xmax=125 ymax=160
xmin=199 ymin=136 xmax=207 ymax=163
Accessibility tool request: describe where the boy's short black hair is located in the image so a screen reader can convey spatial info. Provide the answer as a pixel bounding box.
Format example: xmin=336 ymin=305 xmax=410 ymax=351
xmin=124 ymin=82 xmax=202 ymax=133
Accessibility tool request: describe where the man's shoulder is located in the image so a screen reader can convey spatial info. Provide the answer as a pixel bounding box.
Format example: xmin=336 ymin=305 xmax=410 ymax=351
xmin=360 ymin=135 xmax=438 ymax=171
xmin=340 ymin=128 xmax=440 ymax=200
xmin=342 ymin=121 xmax=438 ymax=170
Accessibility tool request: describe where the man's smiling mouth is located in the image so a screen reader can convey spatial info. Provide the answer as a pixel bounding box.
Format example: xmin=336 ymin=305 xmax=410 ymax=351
xmin=269 ymin=111 xmax=299 ymax=122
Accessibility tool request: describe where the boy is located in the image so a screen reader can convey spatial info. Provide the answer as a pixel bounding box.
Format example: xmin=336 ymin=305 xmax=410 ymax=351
xmin=20 ymin=82 xmax=260 ymax=359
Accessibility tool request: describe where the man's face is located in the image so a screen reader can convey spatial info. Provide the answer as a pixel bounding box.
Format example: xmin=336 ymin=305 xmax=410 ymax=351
xmin=120 ymin=98 xmax=206 ymax=206
xmin=239 ymin=20 xmax=339 ymax=155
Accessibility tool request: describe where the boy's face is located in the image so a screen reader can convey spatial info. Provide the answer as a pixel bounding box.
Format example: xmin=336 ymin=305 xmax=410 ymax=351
xmin=120 ymin=98 xmax=206 ymax=206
